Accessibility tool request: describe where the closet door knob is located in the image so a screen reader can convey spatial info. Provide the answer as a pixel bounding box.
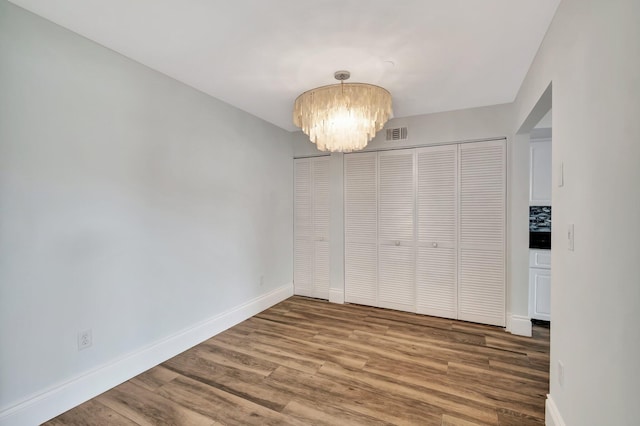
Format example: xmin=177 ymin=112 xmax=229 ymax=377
xmin=395 ymin=240 xmax=400 ymax=246
xmin=432 ymin=242 xmax=438 ymax=248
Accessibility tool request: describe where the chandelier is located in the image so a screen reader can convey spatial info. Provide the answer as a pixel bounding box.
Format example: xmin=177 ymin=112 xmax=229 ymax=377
xmin=293 ymin=71 xmax=392 ymax=153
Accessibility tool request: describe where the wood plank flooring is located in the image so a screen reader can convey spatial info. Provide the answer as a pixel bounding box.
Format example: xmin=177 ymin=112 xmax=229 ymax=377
xmin=45 ymin=296 xmax=550 ymax=425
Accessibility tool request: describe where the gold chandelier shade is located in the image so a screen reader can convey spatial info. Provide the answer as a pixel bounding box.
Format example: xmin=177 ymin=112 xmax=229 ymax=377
xmin=293 ymin=77 xmax=392 ymax=153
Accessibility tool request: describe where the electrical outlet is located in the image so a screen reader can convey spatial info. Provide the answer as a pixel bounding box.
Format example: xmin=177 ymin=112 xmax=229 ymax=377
xmin=78 ymin=329 xmax=92 ymax=351
xmin=558 ymin=360 xmax=565 ymax=387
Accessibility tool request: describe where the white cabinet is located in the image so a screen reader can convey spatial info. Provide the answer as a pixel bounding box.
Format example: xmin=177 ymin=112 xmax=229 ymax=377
xmin=530 ymin=138 xmax=552 ymax=206
xmin=343 ymin=140 xmax=506 ymax=327
xmin=529 ymin=249 xmax=551 ymax=321
xmin=294 ymin=157 xmax=330 ymax=299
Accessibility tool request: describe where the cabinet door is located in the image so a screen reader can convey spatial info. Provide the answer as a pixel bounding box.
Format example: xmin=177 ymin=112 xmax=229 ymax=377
xmin=416 ymin=145 xmax=458 ymax=319
xmin=458 ymin=140 xmax=506 ymax=326
xmin=529 ymin=268 xmax=551 ymax=321
xmin=530 ymin=139 xmax=552 ymax=205
xmin=344 ymin=152 xmax=378 ymax=306
xmin=377 ymin=150 xmax=415 ymax=312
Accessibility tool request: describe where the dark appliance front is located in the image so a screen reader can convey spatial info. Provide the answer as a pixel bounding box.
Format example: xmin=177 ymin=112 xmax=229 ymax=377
xmin=530 ymin=206 xmax=551 ymax=250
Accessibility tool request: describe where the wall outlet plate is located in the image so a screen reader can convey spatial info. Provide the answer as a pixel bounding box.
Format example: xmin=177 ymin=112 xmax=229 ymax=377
xmin=78 ymin=329 xmax=92 ymax=350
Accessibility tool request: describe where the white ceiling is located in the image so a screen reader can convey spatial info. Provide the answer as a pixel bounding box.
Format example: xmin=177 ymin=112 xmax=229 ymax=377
xmin=9 ymin=0 xmax=560 ymax=132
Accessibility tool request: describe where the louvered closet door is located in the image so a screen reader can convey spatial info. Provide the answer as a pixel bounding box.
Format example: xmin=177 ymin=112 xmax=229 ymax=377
xmin=294 ymin=159 xmax=313 ymax=294
xmin=344 ymin=152 xmax=378 ymax=306
xmin=416 ymin=145 xmax=458 ymax=319
xmin=378 ymin=150 xmax=415 ymax=312
xmin=458 ymin=140 xmax=506 ymax=326
xmin=312 ymin=157 xmax=330 ymax=299
xmin=294 ymin=157 xmax=330 ymax=300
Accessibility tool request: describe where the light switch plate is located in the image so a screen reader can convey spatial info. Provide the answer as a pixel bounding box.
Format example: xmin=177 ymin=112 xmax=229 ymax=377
xmin=568 ymin=224 xmax=575 ymax=251
xmin=558 ymin=162 xmax=564 ymax=187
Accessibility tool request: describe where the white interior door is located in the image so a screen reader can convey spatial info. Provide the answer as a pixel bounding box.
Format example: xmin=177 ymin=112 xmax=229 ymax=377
xmin=294 ymin=159 xmax=313 ymax=294
xmin=458 ymin=140 xmax=506 ymax=326
xmin=344 ymin=152 xmax=378 ymax=306
xmin=294 ymin=157 xmax=330 ymax=300
xmin=416 ymin=145 xmax=458 ymax=319
xmin=312 ymin=157 xmax=330 ymax=299
xmin=377 ymin=150 xmax=415 ymax=312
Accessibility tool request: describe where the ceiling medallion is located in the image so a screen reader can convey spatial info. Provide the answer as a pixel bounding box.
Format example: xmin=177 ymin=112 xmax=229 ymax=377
xmin=293 ymin=71 xmax=392 ymax=152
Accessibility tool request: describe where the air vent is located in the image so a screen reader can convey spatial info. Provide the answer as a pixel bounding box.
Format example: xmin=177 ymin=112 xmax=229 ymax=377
xmin=385 ymin=127 xmax=408 ymax=141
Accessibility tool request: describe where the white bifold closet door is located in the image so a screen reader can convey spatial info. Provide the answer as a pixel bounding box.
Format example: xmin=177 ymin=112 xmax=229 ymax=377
xmin=416 ymin=144 xmax=458 ymax=319
xmin=343 ymin=140 xmax=505 ymax=327
xmin=344 ymin=153 xmax=378 ymax=306
xmin=458 ymin=140 xmax=506 ymax=326
xmin=294 ymin=157 xmax=330 ymax=300
xmin=377 ymin=150 xmax=415 ymax=311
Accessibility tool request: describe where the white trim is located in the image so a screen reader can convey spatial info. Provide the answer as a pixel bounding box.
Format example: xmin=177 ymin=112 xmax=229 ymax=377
xmin=509 ymin=314 xmax=532 ymax=337
xmin=329 ymin=288 xmax=345 ymax=304
xmin=294 ymin=287 xmax=329 ymax=300
xmin=0 ymin=283 xmax=293 ymax=426
xmin=545 ymin=394 xmax=566 ymax=426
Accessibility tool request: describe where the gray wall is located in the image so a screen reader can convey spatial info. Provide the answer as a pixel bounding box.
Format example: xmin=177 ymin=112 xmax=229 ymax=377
xmin=0 ymin=0 xmax=293 ymax=416
xmin=513 ymin=0 xmax=640 ymax=424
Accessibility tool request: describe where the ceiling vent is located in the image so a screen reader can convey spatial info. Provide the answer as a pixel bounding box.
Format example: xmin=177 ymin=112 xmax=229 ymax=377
xmin=385 ymin=127 xmax=408 ymax=141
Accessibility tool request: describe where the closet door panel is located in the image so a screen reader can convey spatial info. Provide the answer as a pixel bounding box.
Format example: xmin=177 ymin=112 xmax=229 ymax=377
xmin=313 ymin=158 xmax=330 ymax=240
xmin=344 ymin=153 xmax=378 ymax=305
xmin=293 ymin=239 xmax=313 ymax=296
xmin=294 ymin=159 xmax=313 ymax=295
xmin=416 ymin=145 xmax=457 ymax=318
xmin=458 ymin=140 xmax=506 ymax=326
xmin=311 ymin=158 xmax=330 ymax=299
xmin=416 ymin=247 xmax=457 ymax=318
xmin=345 ymin=242 xmax=378 ymax=304
xmin=294 ymin=157 xmax=330 ymax=300
xmin=458 ymin=249 xmax=504 ymax=324
xmin=294 ymin=159 xmax=312 ymax=239
xmin=378 ymin=244 xmax=415 ymax=311
xmin=378 ymin=152 xmax=415 ymax=243
xmin=314 ymin=240 xmax=330 ymax=298
xmin=377 ymin=151 xmax=415 ymax=311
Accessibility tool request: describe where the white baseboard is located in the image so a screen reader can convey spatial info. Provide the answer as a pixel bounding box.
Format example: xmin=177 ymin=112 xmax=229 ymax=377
xmin=329 ymin=288 xmax=344 ymax=304
xmin=0 ymin=283 xmax=293 ymax=426
xmin=546 ymin=394 xmax=566 ymax=426
xmin=509 ymin=314 xmax=532 ymax=337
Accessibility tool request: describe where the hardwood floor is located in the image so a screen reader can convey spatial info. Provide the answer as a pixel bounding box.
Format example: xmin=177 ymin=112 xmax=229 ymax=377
xmin=45 ymin=296 xmax=550 ymax=425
